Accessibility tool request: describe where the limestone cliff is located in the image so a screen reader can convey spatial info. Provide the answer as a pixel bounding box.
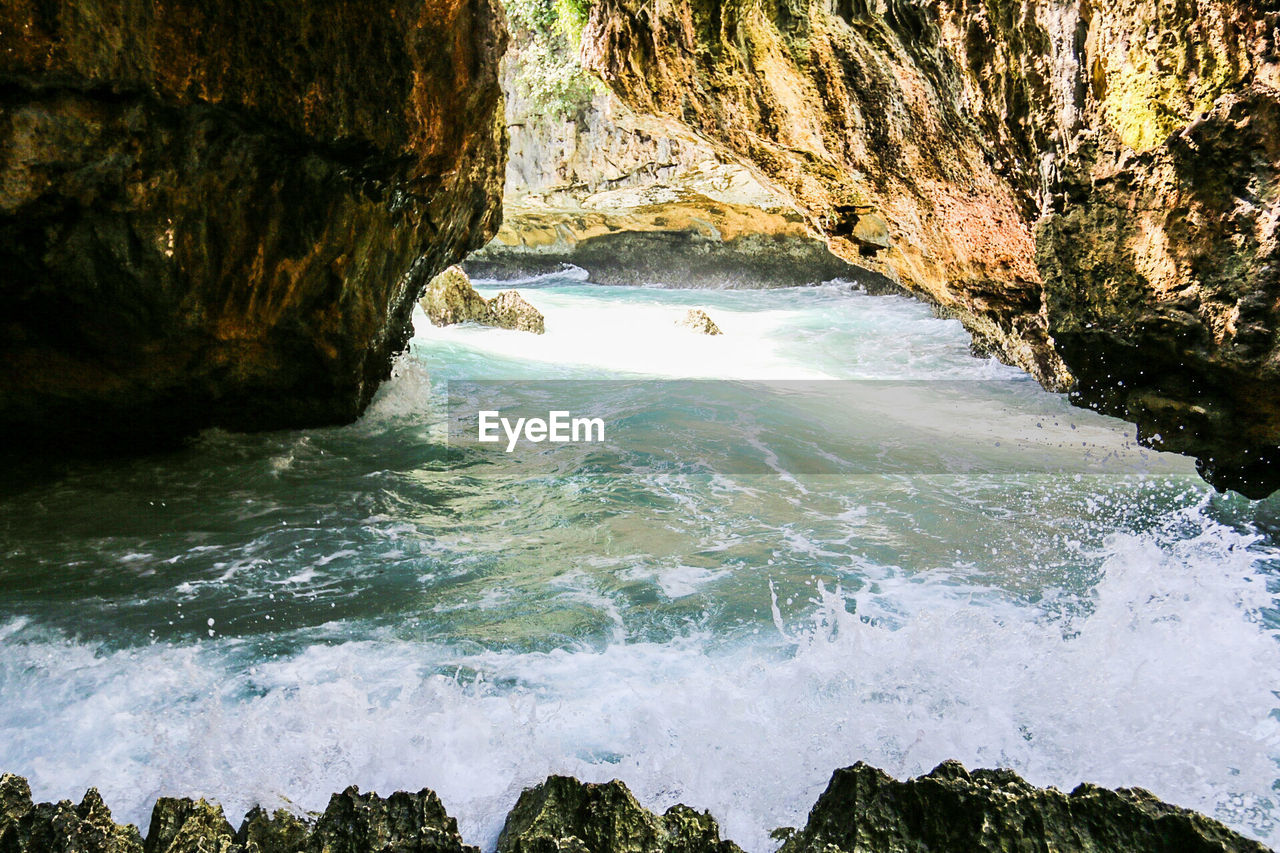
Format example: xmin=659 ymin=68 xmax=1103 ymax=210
xmin=583 ymin=0 xmax=1280 ymax=496
xmin=471 ymin=1 xmax=876 ymax=288
xmin=0 ymin=0 xmax=506 ymax=451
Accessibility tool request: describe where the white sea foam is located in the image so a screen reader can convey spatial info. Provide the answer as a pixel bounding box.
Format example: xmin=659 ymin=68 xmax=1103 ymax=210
xmin=1 ymin=502 xmax=1275 ymax=851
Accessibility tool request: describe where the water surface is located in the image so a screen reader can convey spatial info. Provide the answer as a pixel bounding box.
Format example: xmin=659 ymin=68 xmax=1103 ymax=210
xmin=1 ymin=273 xmax=1277 ymax=848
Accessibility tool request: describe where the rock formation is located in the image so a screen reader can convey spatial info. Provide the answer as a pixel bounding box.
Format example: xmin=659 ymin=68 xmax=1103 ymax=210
xmin=582 ymin=0 xmax=1280 ymax=496
xmin=5 ymin=766 xmax=1265 ymax=853
xmin=0 ymin=0 xmax=507 ymax=452
xmin=777 ymin=761 xmax=1268 ymax=853
xmin=487 ymin=290 xmax=547 ymax=334
xmin=497 ymin=776 xmax=741 ymax=853
xmin=421 ymin=267 xmax=494 ymax=327
xmin=467 ymin=1 xmax=881 ymax=290
xmin=677 ymin=309 xmax=723 ymax=335
xmin=419 ymin=266 xmax=546 ymax=334
xmin=0 ymin=774 xmax=143 ymax=853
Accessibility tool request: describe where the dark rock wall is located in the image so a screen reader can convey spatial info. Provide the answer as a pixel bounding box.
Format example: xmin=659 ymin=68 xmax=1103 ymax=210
xmin=583 ymin=0 xmax=1280 ymax=496
xmin=0 ymin=0 xmax=507 ymax=450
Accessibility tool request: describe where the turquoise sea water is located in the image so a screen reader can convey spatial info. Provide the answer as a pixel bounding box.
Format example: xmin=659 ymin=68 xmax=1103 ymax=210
xmin=1 ymin=272 xmax=1278 ymax=848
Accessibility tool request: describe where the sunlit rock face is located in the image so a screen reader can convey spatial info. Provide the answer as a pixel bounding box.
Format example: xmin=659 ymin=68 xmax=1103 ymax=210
xmin=0 ymin=0 xmax=506 ymax=452
xmin=584 ymin=0 xmax=1280 ymax=496
xmin=472 ymin=6 xmax=875 ymax=289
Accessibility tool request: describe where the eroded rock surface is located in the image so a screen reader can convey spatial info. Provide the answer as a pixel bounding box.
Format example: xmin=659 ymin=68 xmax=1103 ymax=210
xmin=497 ymin=776 xmax=741 ymax=853
xmin=420 ymin=267 xmax=493 ymax=327
xmin=487 ymin=291 xmax=546 ymax=335
xmin=0 ymin=774 xmax=143 ymax=853
xmin=778 ymin=761 xmax=1269 ymax=853
xmin=0 ymin=0 xmax=506 ymax=453
xmin=0 ymin=770 xmax=1269 ymax=853
xmin=469 ymin=5 xmax=879 ymax=290
xmin=419 ymin=267 xmax=546 ymax=334
xmin=583 ymin=0 xmax=1280 ymax=495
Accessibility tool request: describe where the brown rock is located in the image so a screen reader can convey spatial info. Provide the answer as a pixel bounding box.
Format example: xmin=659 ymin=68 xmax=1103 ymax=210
xmin=419 ymin=267 xmax=546 ymax=334
xmin=583 ymin=0 xmax=1280 ymax=496
xmin=487 ymin=291 xmax=547 ymax=335
xmin=420 ymin=267 xmax=492 ymax=327
xmin=677 ymin=309 xmax=722 ymax=335
xmin=0 ymin=0 xmax=507 ymax=454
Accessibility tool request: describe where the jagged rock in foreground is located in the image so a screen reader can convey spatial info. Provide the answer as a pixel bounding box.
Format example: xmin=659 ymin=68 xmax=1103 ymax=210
xmin=145 ymin=798 xmax=237 ymax=853
xmin=778 ymin=762 xmax=1269 ymax=853
xmin=306 ymin=785 xmax=478 ymax=853
xmin=0 ymin=0 xmax=506 ymax=454
xmin=0 ymin=774 xmax=142 ymax=853
xmin=678 ymin=310 xmax=723 ymax=336
xmin=583 ymin=0 xmax=1280 ymax=497
xmin=497 ymin=776 xmax=741 ymax=853
xmin=0 ymin=767 xmax=1269 ymax=853
xmin=419 ymin=267 xmax=546 ymax=334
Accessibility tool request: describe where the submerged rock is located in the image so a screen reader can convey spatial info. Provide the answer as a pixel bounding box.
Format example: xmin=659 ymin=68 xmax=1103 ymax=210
xmin=497 ymin=776 xmax=741 ymax=853
xmin=0 ymin=774 xmax=143 ymax=853
xmin=778 ymin=761 xmax=1269 ymax=853
xmin=419 ymin=267 xmax=546 ymax=335
xmin=677 ymin=310 xmax=722 ymax=336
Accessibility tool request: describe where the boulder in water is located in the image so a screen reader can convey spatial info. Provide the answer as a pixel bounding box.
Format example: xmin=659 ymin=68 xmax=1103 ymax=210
xmin=420 ymin=266 xmax=491 ymax=327
xmin=487 ymin=291 xmax=547 ymax=335
xmin=419 ymin=268 xmax=546 ymax=335
xmin=677 ymin=309 xmax=722 ymax=336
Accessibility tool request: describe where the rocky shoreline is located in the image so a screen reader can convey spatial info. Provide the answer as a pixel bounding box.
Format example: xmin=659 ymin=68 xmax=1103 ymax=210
xmin=2 ymin=762 xmax=1268 ymax=853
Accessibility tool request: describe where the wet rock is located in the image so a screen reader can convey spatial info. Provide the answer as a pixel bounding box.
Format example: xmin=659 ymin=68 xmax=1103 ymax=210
xmin=497 ymin=776 xmax=741 ymax=853
xmin=677 ymin=310 xmax=722 ymax=336
xmin=777 ymin=761 xmax=1269 ymax=853
xmin=419 ymin=268 xmax=545 ymax=335
xmin=145 ymin=799 xmax=237 ymax=853
xmin=487 ymin=292 xmax=547 ymax=335
xmin=0 ymin=774 xmax=144 ymax=853
xmin=420 ymin=267 xmax=492 ymax=327
xmin=236 ymin=807 xmax=311 ymax=853
xmin=309 ymin=786 xmax=476 ymax=853
xmin=0 ymin=0 xmax=507 ymax=455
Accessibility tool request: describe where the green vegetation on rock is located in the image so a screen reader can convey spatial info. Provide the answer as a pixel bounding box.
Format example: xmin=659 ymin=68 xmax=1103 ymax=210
xmin=503 ymin=0 xmax=600 ymax=119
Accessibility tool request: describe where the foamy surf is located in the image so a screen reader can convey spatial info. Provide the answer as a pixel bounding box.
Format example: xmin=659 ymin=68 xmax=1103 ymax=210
xmin=0 ymin=277 xmax=1275 ymax=850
